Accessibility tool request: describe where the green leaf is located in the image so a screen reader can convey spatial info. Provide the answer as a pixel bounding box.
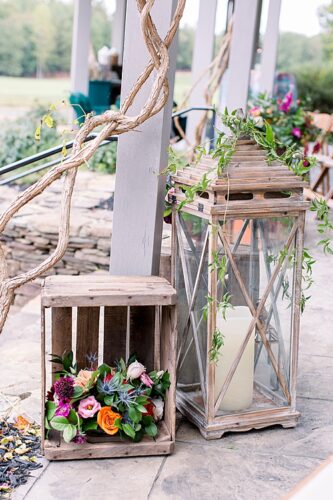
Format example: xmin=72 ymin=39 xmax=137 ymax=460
xmin=104 ymin=395 xmax=114 ymax=406
xmin=68 ymin=409 xmax=78 ymax=425
xmin=98 ymin=363 xmax=112 ymax=378
xmin=46 ymin=401 xmax=56 ymax=420
xmin=122 ymin=423 xmax=136 ymax=439
xmin=129 ymin=406 xmax=142 ymax=423
xmin=50 ymin=416 xmax=69 ymax=431
xmin=136 ymin=404 xmax=148 ymax=413
xmin=265 ymin=122 xmax=274 ymax=145
xmin=142 ymin=415 xmax=154 ymax=426
xmin=145 ymin=422 xmax=158 ymax=438
xmin=82 ymin=420 xmax=98 ymax=432
xmin=63 ymin=424 xmax=77 ymax=443
xmin=73 ymin=386 xmax=84 ymax=399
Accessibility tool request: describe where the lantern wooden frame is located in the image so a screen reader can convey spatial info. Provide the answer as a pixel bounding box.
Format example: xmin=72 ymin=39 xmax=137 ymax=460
xmin=171 ymin=138 xmax=309 ymax=439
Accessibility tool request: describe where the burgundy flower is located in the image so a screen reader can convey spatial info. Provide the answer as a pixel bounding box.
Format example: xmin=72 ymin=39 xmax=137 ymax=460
xmin=54 ymin=376 xmax=74 ymax=401
xmin=303 ymin=158 xmax=310 ymax=168
xmin=291 ymin=127 xmax=302 ymax=139
xmin=73 ymin=432 xmax=87 ymax=444
xmin=55 ymin=401 xmax=71 ymax=417
xmin=46 ymin=385 xmax=55 ymax=401
xmin=278 ymin=91 xmax=293 ymax=113
xmin=312 ymin=141 xmax=321 ymax=154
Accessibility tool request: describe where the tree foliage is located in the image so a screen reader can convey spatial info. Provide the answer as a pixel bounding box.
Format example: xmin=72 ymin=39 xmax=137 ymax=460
xmin=0 ymin=0 xmax=111 ymax=77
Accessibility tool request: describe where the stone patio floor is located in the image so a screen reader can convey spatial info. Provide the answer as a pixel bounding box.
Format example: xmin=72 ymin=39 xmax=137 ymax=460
xmin=0 ymin=215 xmax=332 ymax=500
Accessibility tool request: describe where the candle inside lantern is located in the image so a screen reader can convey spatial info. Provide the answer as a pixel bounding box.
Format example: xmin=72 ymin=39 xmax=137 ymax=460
xmin=215 ymin=306 xmax=254 ymax=412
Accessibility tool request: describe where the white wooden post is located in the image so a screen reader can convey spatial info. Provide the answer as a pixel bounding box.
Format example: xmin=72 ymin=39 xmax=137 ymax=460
xmin=220 ymin=0 xmax=261 ymax=112
xmin=186 ymin=0 xmax=217 ymax=144
xmin=110 ymin=0 xmax=178 ymax=276
xmin=112 ymin=0 xmax=127 ymax=62
xmin=259 ymin=0 xmax=282 ymax=95
xmin=70 ymin=0 xmax=91 ymax=95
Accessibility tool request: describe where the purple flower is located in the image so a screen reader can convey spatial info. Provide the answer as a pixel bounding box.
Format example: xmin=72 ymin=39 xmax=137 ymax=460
xmin=291 ymin=127 xmax=302 ymax=139
xmin=278 ymin=91 xmax=293 ymax=113
xmin=54 ymin=376 xmax=74 ymax=401
xmin=55 ymin=401 xmax=71 ymax=417
xmin=140 ymin=372 xmax=154 ymax=388
xmin=73 ymin=432 xmax=87 ymax=444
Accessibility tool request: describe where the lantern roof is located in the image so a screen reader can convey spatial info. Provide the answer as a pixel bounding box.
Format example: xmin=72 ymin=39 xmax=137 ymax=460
xmin=171 ymin=138 xmax=309 ymax=216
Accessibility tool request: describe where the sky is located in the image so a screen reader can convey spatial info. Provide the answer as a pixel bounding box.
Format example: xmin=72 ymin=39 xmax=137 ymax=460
xmin=183 ymin=0 xmax=329 ymax=35
xmin=105 ymin=0 xmax=329 ymax=37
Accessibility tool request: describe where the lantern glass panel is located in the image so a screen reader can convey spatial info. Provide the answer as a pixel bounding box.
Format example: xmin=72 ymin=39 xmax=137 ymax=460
xmin=176 ymin=212 xmax=209 ymax=411
xmin=214 ymin=215 xmax=296 ymax=415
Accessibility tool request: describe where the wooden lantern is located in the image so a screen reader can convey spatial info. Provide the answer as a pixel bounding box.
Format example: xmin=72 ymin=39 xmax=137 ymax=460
xmin=41 ymin=275 xmax=177 ymax=460
xmin=171 ymin=138 xmax=308 ymax=439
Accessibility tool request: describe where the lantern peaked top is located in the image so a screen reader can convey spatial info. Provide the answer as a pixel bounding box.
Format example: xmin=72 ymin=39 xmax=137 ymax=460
xmin=171 ymin=138 xmax=309 ymax=217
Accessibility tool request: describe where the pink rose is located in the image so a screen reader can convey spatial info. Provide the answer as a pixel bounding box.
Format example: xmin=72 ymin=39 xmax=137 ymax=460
xmin=78 ymin=396 xmax=101 ymax=419
xmin=127 ymin=361 xmax=145 ymax=380
xmin=140 ymin=372 xmax=154 ymax=388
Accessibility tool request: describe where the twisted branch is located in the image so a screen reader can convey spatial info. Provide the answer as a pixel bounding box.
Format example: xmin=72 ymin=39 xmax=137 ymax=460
xmin=0 ymin=0 xmax=186 ymax=333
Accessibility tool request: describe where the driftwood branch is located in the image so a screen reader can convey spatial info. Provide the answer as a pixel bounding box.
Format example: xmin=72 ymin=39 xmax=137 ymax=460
xmin=0 ymin=0 xmax=186 ymax=333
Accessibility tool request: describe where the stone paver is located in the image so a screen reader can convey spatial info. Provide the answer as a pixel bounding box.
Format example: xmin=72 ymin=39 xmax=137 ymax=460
xmin=0 ymin=215 xmax=332 ymax=500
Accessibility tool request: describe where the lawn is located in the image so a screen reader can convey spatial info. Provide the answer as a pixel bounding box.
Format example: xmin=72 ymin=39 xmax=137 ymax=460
xmin=0 ymin=72 xmax=191 ymax=108
xmin=0 ymin=77 xmax=70 ymax=107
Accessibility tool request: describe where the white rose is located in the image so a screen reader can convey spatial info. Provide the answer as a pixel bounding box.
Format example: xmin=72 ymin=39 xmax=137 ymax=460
xmin=152 ymin=399 xmax=164 ymax=422
xmin=156 ymin=370 xmax=164 ymax=379
xmin=127 ymin=361 xmax=145 ymax=380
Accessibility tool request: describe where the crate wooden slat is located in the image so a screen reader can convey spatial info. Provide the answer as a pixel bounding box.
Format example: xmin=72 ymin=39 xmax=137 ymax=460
xmin=41 ymin=275 xmax=177 ymax=460
xmin=42 ymin=275 xmax=177 ymax=307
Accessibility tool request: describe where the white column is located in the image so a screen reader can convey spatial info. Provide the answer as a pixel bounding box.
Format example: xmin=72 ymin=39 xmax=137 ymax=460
xmin=112 ymin=0 xmax=127 ymax=62
xmin=259 ymin=0 xmax=282 ymax=95
xmin=70 ymin=0 xmax=91 ymax=95
xmin=110 ymin=0 xmax=178 ymax=276
xmin=186 ymin=0 xmax=217 ymax=144
xmin=220 ymin=0 xmax=261 ymax=113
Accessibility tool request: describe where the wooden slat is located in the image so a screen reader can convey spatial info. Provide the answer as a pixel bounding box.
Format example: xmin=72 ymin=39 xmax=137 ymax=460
xmin=161 ymin=305 xmax=177 ymax=441
xmin=130 ymin=306 xmax=155 ymax=371
xmin=42 ymin=275 xmax=177 ymax=308
xmin=44 ymin=421 xmax=173 ymax=460
xmin=51 ymin=308 xmax=72 ymax=378
xmin=103 ymin=306 xmax=128 ymax=365
xmin=76 ymin=307 xmax=100 ymax=370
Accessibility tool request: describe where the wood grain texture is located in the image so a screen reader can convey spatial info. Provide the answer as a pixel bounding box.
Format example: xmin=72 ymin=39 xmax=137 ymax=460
xmin=51 ymin=307 xmax=72 ymax=378
xmin=103 ymin=306 xmax=128 ymax=365
xmin=76 ymin=307 xmax=99 ymax=370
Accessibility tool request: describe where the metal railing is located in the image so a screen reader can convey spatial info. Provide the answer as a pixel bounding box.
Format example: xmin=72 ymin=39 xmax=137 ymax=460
xmin=0 ymin=106 xmax=216 ymax=186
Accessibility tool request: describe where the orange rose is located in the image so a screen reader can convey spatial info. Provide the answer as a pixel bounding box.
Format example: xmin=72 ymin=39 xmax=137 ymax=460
xmin=97 ymin=407 xmax=121 ymax=435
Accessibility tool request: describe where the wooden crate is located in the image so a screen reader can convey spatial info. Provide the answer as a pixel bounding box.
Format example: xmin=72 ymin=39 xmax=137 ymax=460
xmin=41 ymin=275 xmax=177 ymax=460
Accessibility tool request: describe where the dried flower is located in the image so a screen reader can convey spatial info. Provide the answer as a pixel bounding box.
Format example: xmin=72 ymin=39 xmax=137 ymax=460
xmin=127 ymin=361 xmax=145 ymax=380
xmin=78 ymin=396 xmax=101 ymax=419
xmin=54 ymin=376 xmax=74 ymax=401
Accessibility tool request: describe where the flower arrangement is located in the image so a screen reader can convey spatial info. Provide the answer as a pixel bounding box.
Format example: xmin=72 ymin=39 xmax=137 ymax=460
xmin=45 ymin=351 xmax=170 ymax=444
xmin=248 ymin=92 xmax=318 ymax=152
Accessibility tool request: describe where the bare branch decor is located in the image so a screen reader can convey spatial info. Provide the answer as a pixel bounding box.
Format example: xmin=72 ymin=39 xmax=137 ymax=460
xmin=0 ymin=0 xmax=186 ymax=333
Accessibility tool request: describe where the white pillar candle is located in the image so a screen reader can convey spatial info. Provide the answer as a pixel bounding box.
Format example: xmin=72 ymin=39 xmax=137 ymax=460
xmin=215 ymin=306 xmax=254 ymax=412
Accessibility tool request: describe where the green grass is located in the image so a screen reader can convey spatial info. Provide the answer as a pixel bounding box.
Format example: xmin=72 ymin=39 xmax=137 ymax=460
xmin=0 ymin=72 xmax=191 ymax=108
xmin=0 ymin=76 xmax=70 ymax=107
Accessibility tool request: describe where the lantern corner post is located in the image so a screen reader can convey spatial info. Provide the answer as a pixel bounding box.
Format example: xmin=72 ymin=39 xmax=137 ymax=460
xmin=289 ymin=210 xmax=306 ymax=411
xmin=206 ymin=214 xmax=218 ymax=424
